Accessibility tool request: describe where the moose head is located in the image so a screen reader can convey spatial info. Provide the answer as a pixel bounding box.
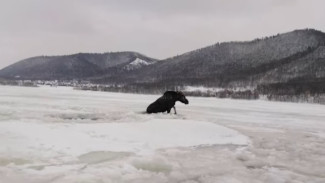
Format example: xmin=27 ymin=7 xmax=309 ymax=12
xmin=176 ymin=91 xmax=189 ymax=104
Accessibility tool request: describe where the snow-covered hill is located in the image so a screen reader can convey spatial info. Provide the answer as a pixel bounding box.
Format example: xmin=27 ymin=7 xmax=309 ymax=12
xmin=0 ymin=52 xmax=157 ymax=80
xmin=124 ymin=58 xmax=154 ymax=70
xmin=0 ymin=86 xmax=325 ymax=183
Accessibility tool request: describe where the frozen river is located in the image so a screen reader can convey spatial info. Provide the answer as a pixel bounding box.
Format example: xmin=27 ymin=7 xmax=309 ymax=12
xmin=0 ymin=85 xmax=325 ymax=183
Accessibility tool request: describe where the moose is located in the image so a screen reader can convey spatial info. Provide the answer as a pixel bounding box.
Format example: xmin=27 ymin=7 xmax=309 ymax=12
xmin=146 ymin=91 xmax=189 ymax=114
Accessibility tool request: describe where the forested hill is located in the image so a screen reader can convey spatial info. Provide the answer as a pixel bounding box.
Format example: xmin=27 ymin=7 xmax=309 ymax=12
xmin=0 ymin=52 xmax=158 ymax=80
xmin=117 ymin=29 xmax=325 ymax=88
xmin=1 ymin=29 xmax=325 ymax=95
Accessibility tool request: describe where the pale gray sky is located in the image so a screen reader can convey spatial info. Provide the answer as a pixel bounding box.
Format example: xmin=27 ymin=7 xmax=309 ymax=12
xmin=0 ymin=0 xmax=324 ymax=69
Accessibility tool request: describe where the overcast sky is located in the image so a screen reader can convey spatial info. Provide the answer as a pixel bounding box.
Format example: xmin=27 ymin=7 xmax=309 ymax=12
xmin=0 ymin=0 xmax=324 ymax=69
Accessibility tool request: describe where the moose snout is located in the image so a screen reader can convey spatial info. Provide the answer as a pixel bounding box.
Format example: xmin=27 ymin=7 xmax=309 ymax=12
xmin=184 ymin=99 xmax=189 ymax=105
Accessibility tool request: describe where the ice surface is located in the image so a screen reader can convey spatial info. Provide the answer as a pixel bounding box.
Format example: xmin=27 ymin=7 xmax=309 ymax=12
xmin=0 ymin=120 xmax=249 ymax=160
xmin=0 ymin=85 xmax=325 ymax=183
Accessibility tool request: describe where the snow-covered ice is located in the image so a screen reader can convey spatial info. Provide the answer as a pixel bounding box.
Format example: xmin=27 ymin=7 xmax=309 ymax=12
xmin=0 ymin=85 xmax=325 ymax=183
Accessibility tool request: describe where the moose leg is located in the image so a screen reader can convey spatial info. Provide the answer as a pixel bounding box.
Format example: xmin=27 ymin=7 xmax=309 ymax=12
xmin=173 ymin=106 xmax=177 ymax=114
xmin=167 ymin=108 xmax=171 ymax=113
